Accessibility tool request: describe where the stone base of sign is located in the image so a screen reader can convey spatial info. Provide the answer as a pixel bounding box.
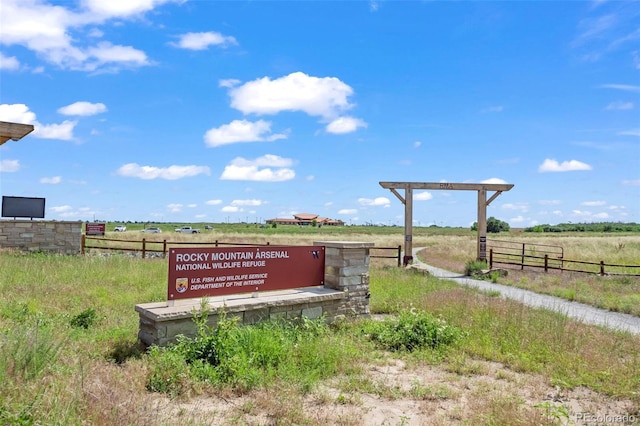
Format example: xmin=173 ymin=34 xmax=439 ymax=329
xmin=136 ymin=287 xmax=345 ymax=347
xmin=135 ymin=241 xmax=374 ymax=348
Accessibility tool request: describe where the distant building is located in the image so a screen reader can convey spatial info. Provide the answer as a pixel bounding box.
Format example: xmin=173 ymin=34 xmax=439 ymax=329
xmin=265 ymin=213 xmax=344 ymax=226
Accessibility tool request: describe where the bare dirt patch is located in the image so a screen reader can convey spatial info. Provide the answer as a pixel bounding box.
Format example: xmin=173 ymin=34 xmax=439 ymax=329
xmin=86 ymin=357 xmax=638 ymax=425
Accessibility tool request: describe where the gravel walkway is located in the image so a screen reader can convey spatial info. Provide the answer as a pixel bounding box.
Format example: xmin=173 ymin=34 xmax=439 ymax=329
xmin=412 ymin=248 xmax=640 ymax=335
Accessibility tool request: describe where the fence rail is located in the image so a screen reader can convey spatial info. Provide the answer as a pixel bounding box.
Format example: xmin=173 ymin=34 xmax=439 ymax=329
xmin=488 ymin=239 xmax=640 ymax=276
xmin=81 ymin=236 xmax=402 ymax=265
xmin=370 ymin=245 xmax=402 ymax=267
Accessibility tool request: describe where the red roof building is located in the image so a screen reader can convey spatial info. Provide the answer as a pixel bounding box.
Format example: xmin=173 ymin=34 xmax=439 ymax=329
xmin=265 ymin=213 xmax=344 ymax=226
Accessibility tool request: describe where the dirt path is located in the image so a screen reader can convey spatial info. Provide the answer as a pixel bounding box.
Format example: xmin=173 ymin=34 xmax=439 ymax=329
xmin=412 ymin=248 xmax=640 ymax=335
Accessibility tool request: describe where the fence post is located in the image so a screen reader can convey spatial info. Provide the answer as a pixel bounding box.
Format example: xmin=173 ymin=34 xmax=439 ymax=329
xmin=489 ymin=249 xmax=493 ymax=269
xmin=521 ymin=243 xmax=525 ymax=270
xmin=142 ymin=238 xmax=146 ymax=259
xmin=163 ymin=239 xmax=167 ymax=259
xmin=215 ymin=240 xmax=218 ymax=247
xmin=544 ymin=254 xmax=548 ymax=272
xmin=397 ymin=245 xmax=402 ymax=267
xmin=81 ymin=234 xmax=85 ymax=255
xmin=600 ymin=260 xmax=605 ymax=276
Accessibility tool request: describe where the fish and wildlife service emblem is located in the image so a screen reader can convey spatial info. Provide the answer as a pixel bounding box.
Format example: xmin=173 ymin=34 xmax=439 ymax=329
xmin=176 ymin=277 xmax=188 ymax=293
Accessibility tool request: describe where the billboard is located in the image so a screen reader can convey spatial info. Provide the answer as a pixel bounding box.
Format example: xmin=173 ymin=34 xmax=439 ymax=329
xmin=168 ymin=245 xmax=325 ymax=300
xmin=1 ymin=196 xmax=45 ymax=219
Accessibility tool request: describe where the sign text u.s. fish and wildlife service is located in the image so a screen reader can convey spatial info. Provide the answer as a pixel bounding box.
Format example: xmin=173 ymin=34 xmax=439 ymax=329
xmin=168 ymin=245 xmax=325 ymax=300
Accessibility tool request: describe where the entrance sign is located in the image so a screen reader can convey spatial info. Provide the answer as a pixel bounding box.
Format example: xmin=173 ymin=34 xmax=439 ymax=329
xmin=85 ymin=223 xmax=105 ymax=236
xmin=168 ymin=245 xmax=325 ymax=300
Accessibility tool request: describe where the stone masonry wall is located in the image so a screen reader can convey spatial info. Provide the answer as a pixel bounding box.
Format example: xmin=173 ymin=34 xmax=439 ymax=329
xmin=0 ymin=220 xmax=82 ymax=254
xmin=316 ymin=241 xmax=374 ymax=319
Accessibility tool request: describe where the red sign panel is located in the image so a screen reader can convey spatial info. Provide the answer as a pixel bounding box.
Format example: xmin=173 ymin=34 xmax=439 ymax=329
xmin=85 ymin=223 xmax=105 ymax=236
xmin=167 ymin=245 xmax=325 ymax=300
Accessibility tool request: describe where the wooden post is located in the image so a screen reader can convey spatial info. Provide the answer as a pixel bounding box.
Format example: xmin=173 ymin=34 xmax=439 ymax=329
xmin=81 ymin=234 xmax=85 ymax=255
xmin=521 ymin=243 xmax=526 ymax=270
xmin=397 ymin=245 xmax=402 ymax=267
xmin=162 ymin=239 xmax=167 ymax=259
xmin=477 ymin=188 xmax=487 ymax=261
xmin=404 ymin=185 xmax=413 ymax=265
xmin=489 ymin=248 xmax=493 ymax=269
xmin=142 ymin=238 xmax=146 ymax=259
xmin=600 ymin=260 xmax=605 ymax=276
xmin=544 ymin=254 xmax=548 ymax=272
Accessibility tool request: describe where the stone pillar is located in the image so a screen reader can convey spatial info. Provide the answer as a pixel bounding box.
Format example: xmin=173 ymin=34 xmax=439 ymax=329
xmin=315 ymin=241 xmax=373 ymax=318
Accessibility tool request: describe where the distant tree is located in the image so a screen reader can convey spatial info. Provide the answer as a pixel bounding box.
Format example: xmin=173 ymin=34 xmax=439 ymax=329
xmin=471 ymin=217 xmax=510 ymax=233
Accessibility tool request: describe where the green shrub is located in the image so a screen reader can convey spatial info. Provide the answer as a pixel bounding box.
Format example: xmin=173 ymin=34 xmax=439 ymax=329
xmin=69 ymin=308 xmax=98 ymax=329
xmin=464 ymin=259 xmax=488 ymax=277
xmin=146 ymin=304 xmax=340 ymax=395
xmin=361 ymin=309 xmax=464 ymax=352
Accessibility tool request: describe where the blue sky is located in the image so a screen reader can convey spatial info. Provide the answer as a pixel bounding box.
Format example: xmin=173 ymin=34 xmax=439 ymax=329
xmin=0 ymin=0 xmax=638 ymax=227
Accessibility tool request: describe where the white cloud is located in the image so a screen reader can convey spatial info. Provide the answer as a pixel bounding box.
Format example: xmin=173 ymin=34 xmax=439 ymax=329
xmin=581 ymin=200 xmax=606 ymax=207
xmin=58 ymin=101 xmax=107 ymax=116
xmin=622 ymin=179 xmax=640 ymax=186
xmin=481 ymin=105 xmax=504 ymax=113
xmin=204 ymin=119 xmax=287 ymax=147
xmin=600 ymin=84 xmax=640 ymax=93
xmin=325 ymin=116 xmax=367 ymax=134
xmin=40 ymin=176 xmax=62 ymax=184
xmin=227 ymin=72 xmax=354 ymax=119
xmin=413 ymin=141 xmax=422 ymax=148
xmin=33 ymin=120 xmax=77 ymax=140
xmin=50 ymin=205 xmax=72 ymax=213
xmin=0 ymin=160 xmax=20 ymax=172
xmin=167 ymin=203 xmax=183 ymax=213
xmin=358 ymin=197 xmax=390 ymax=207
xmin=605 ymin=101 xmax=634 ymax=110
xmin=221 ymin=205 xmax=241 ymax=213
xmin=539 ymin=199 xmax=562 ymax=206
xmin=0 ymin=0 xmax=169 ymax=72
xmin=338 ymin=209 xmax=358 ymax=214
xmin=205 ymin=199 xmax=223 ymax=205
xmin=481 ymin=177 xmax=508 ymax=184
xmin=0 ymin=103 xmax=37 ymax=124
xmin=618 ymin=129 xmax=640 ymax=137
xmin=187 ymin=204 xmax=197 ymax=208
xmin=231 ymin=199 xmax=263 ymax=207
xmin=0 ymin=52 xmax=20 ymax=70
xmin=510 ymin=215 xmax=526 ymax=223
xmin=414 ymin=191 xmax=433 ymax=201
xmin=171 ymin=31 xmax=237 ymax=50
xmin=83 ymin=0 xmax=183 ymax=19
xmin=571 ymin=210 xmax=610 ymax=220
xmin=220 ymin=155 xmax=295 ymax=182
xmin=502 ymin=202 xmax=529 ymax=212
xmin=116 ymin=163 xmax=211 ymax=180
xmin=538 ymin=159 xmax=592 ymax=172
xmin=0 ymin=103 xmax=77 ymax=140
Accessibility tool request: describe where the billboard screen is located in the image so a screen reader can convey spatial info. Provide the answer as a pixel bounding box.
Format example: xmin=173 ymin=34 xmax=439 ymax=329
xmin=168 ymin=245 xmax=325 ymax=300
xmin=1 ymin=196 xmax=46 ymax=218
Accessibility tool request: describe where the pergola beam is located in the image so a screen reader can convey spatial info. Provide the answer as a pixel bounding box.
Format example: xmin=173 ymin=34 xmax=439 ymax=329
xmin=380 ymin=181 xmax=514 ymax=264
xmin=0 ymin=121 xmax=35 ymax=145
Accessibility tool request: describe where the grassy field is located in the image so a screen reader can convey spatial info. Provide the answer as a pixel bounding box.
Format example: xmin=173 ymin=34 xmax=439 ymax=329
xmin=1 ymin=226 xmax=639 ymax=425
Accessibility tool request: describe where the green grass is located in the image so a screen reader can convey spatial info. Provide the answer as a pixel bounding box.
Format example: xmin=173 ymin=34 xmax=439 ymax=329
xmin=1 ymin=232 xmax=639 ymax=424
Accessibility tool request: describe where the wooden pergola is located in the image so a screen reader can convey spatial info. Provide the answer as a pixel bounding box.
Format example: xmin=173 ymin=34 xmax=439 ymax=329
xmin=0 ymin=121 xmax=35 ymax=145
xmin=379 ymin=181 xmax=514 ymax=265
